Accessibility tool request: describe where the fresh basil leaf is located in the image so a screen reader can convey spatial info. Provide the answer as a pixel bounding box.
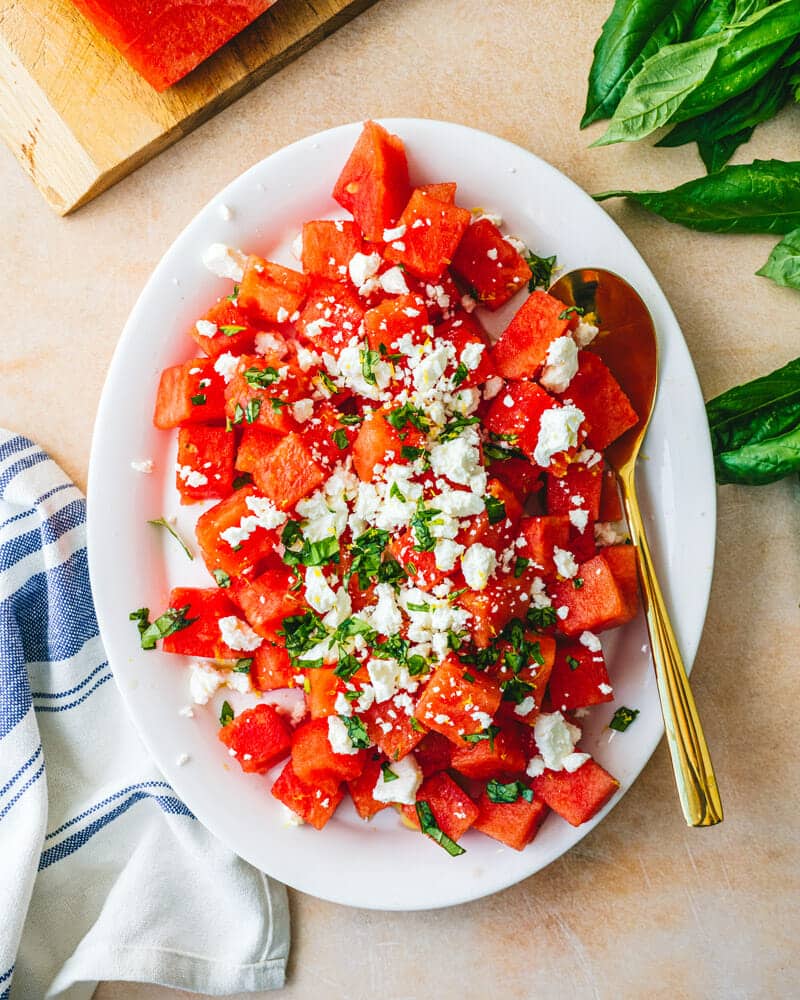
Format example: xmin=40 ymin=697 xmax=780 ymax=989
xmin=190 ymin=393 xmax=207 ymax=406
xmin=500 ymin=676 xmax=534 ymax=705
xmin=219 ymin=324 xmax=246 ymax=337
xmin=243 ymin=366 xmax=280 ymax=388
xmin=346 ymin=528 xmax=391 ymax=588
xmin=486 ymin=779 xmax=533 ymax=804
xmin=484 ymin=495 xmax=506 ymax=525
xmin=244 ymin=398 xmax=261 ymax=424
xmin=707 ymin=356 xmax=800 ymax=455
xmin=461 ymin=724 xmax=500 ymax=751
xmin=340 ymin=715 xmax=370 ymax=750
xmin=331 ymin=427 xmax=349 ymax=450
xmin=524 ymin=251 xmax=558 ymax=291
xmin=233 ymin=658 xmax=253 ymax=673
xmin=147 ymin=517 xmax=194 ymax=561
xmin=452 ymin=362 xmax=469 ymax=387
xmin=220 ymin=700 xmax=234 ymax=726
xmin=756 ymin=227 xmax=800 ymax=290
xmin=581 ymin=0 xmax=707 ymax=128
xmin=381 ymin=762 xmax=399 ymax=783
xmin=280 ymin=611 xmax=328 ymax=658
xmin=609 ymin=706 xmax=640 ymax=732
xmin=131 ymin=605 xmax=199 ymax=651
xmin=526 ymin=605 xmax=558 ymax=630
xmin=213 ymin=568 xmax=231 ymax=588
xmin=592 ymin=32 xmax=729 ymax=147
xmin=360 ymin=349 xmax=382 ymax=386
xmin=594 ymin=160 xmax=800 ymax=234
xmin=415 ymin=801 xmax=466 ymax=857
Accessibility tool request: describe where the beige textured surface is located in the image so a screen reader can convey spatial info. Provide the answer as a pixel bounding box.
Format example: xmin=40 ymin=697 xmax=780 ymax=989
xmin=2 ymin=0 xmax=799 ymax=997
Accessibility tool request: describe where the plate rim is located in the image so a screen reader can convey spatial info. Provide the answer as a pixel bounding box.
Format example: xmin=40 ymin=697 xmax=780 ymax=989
xmin=87 ymin=116 xmax=717 ymax=911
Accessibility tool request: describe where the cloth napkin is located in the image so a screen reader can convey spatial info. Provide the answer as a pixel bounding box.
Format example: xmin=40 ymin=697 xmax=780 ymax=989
xmin=0 ymin=430 xmax=289 ymax=999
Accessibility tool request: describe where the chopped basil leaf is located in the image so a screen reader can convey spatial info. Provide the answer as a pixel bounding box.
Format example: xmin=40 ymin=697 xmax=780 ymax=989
xmin=345 ymin=690 xmax=361 ymax=702
xmin=439 ymin=415 xmax=479 ymax=442
xmin=401 ymin=444 xmax=426 ymax=463
xmin=332 ymin=617 xmax=377 ymax=648
xmin=147 ymin=517 xmax=194 ymax=561
xmin=405 ymin=561 xmax=418 ymax=575
xmin=415 ymin=801 xmax=466 ymax=857
xmin=340 ymin=714 xmax=370 ymax=749
xmin=406 ymin=600 xmax=431 ymax=612
xmin=130 ymin=605 xmax=198 ymax=651
xmin=376 ymin=556 xmax=406 ymax=586
xmin=338 ymin=412 xmax=363 ymax=426
xmin=461 ymin=724 xmax=500 ymax=751
xmin=459 ymin=644 xmax=500 ymax=671
xmin=244 ymin=398 xmax=261 ymax=424
xmin=331 ymin=427 xmax=349 ymax=450
xmin=410 ymin=716 xmax=425 ymax=733
xmin=385 ymin=403 xmax=431 ymax=433
xmin=486 ymin=779 xmax=533 ymax=804
xmin=220 ymin=324 xmax=246 ymax=336
xmin=269 ymin=397 xmax=288 ymax=411
xmin=406 ymin=654 xmax=428 ymax=676
xmin=282 ymin=533 xmax=340 ymax=569
xmin=360 ymin=348 xmax=382 ymax=386
xmin=346 ymin=527 xmax=391 ymax=589
xmin=526 ymin=605 xmax=558 ymax=630
xmin=483 ymin=441 xmax=527 ymax=462
xmin=381 ymin=762 xmax=399 ymax=782
xmin=573 ymin=577 xmax=584 ymax=589
xmin=609 ymin=706 xmax=639 ymax=732
xmin=373 ymin=634 xmax=409 ymax=662
xmin=452 ymin=361 xmax=469 ymax=387
xmin=280 ymin=611 xmax=327 ymax=659
xmin=410 ymin=501 xmax=441 ymax=552
xmin=558 ymin=305 xmax=585 ymax=320
xmin=190 ymin=393 xmax=207 ymax=406
xmin=213 ymin=568 xmax=231 ymax=588
xmin=389 ymin=481 xmax=406 ymax=502
xmin=232 ymin=473 xmax=252 ymax=490
xmin=243 ymin=365 xmax=280 ymax=388
xmin=225 ymin=285 xmax=240 ymax=302
xmin=484 ymin=494 xmax=506 ymax=525
xmin=233 ymin=657 xmax=253 ymax=673
xmin=514 ymin=556 xmax=530 ymax=578
xmin=317 ymin=371 xmax=338 ymax=394
xmin=525 ymin=251 xmax=557 ymax=291
xmin=447 ymin=631 xmax=463 ymax=651
xmin=462 ymin=670 xmax=476 ymax=684
xmin=566 ymin=655 xmax=580 ymax=671
xmin=334 ymin=653 xmax=361 ymax=681
xmin=501 ymin=676 xmax=535 ymax=704
xmin=219 ymin=700 xmax=234 ymax=726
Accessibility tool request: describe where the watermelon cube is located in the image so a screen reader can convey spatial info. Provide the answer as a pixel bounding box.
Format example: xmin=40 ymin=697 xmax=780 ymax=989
xmin=384 ymin=189 xmax=472 ymax=281
xmin=347 ymin=753 xmax=391 ymax=820
xmin=413 ymin=659 xmax=501 ymax=744
xmin=552 ymin=545 xmax=639 ymax=636
xmin=291 ymin=718 xmax=366 ymax=787
xmin=176 ymin=425 xmax=235 ymax=503
xmin=559 ymin=352 xmax=638 ymax=451
xmin=302 ymin=220 xmax=364 ymax=282
xmin=233 ymin=567 xmax=305 ymax=635
xmin=238 ymin=255 xmax=309 ymax=325
xmin=491 ymin=291 xmax=570 ymax=379
xmin=153 ymin=358 xmax=226 ymax=429
xmin=531 ymin=758 xmax=619 ymax=826
xmin=195 ymin=485 xmax=282 ymax=580
xmin=401 ymin=772 xmax=479 ymax=842
xmin=472 ymin=787 xmax=549 ymax=850
xmin=271 ymin=760 xmax=344 ymax=830
xmin=451 ymin=218 xmax=532 ymax=310
xmin=251 ymin=643 xmax=295 ymax=692
xmin=450 ymin=723 xmax=527 ymax=780
xmin=548 ymin=641 xmax=614 ymax=711
xmin=251 ymin=432 xmax=326 ymax=509
xmin=218 ymin=704 xmax=292 ymax=774
xmin=160 ymin=587 xmax=241 ymax=658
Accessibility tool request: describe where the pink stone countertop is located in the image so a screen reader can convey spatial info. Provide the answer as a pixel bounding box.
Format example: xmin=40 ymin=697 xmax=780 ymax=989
xmin=2 ymin=0 xmax=799 ymax=997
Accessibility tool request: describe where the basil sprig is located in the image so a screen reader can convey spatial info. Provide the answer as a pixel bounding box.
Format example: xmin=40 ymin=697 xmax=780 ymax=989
xmin=415 ymin=801 xmax=465 ymax=857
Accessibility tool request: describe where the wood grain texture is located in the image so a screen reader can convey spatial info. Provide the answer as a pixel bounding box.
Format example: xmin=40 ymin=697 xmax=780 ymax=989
xmin=0 ymin=0 xmax=378 ymax=214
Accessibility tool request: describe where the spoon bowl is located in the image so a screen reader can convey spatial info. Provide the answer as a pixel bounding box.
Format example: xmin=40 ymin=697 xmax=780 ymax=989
xmin=550 ymin=268 xmax=723 ymax=828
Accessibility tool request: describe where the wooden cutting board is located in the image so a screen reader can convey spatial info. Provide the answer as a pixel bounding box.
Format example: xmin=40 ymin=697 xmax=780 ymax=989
xmin=0 ymin=0 xmax=378 ymax=214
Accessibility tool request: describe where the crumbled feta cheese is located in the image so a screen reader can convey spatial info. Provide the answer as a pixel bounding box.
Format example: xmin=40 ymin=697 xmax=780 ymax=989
xmin=540 ymin=336 xmax=579 ymax=394
xmin=598 ymin=682 xmax=613 ymax=695
xmin=189 ymin=661 xmax=223 ymax=705
xmin=372 ymin=754 xmax=422 ymax=805
xmin=486 ymin=248 xmax=499 ymax=261
xmin=296 ymin=346 xmax=322 ymax=372
xmin=573 ymin=319 xmax=599 ymax=348
xmin=434 ymin=538 xmax=465 ymax=572
xmin=195 ymin=319 xmax=218 ymax=338
xmin=379 ymin=265 xmax=409 ymax=295
xmin=304 ymin=567 xmax=337 ymax=614
xmin=579 ymin=631 xmax=602 ymax=653
xmin=562 ymin=752 xmax=590 ymax=773
xmin=291 ymin=232 xmax=303 ymax=261
xmin=176 ymin=465 xmax=209 ymax=488
xmin=219 ymin=495 xmax=286 ymax=547
xmin=255 ymin=331 xmax=287 ymax=356
xmin=382 ymin=224 xmax=407 ymax=242
xmin=219 ymin=616 xmax=263 ymax=652
xmin=202 ymin=243 xmax=246 ymax=282
xmin=334 ymin=691 xmax=354 ymax=717
xmin=292 ymin=398 xmax=314 ymax=423
xmin=514 ymin=696 xmax=536 ymax=717
xmin=533 ymin=404 xmax=585 ymax=467
xmin=348 ymin=251 xmax=382 ymax=293
xmin=460 ymin=341 xmax=485 ymax=371
xmin=483 ymin=375 xmax=504 ymax=400
xmin=327 ymin=715 xmax=360 ymax=755
xmin=569 ymin=508 xmax=589 ymax=533
xmin=526 ymin=755 xmax=546 ymax=777
xmin=218 ymin=203 xmax=232 ymax=221
xmin=282 ymin=804 xmax=305 ymax=826
xmin=461 ymin=542 xmax=497 ymax=591
xmin=595 ymin=521 xmax=629 ymax=546
xmin=369 ymin=583 xmax=403 ymax=636
xmin=367 ymin=657 xmax=402 ymax=703
xmin=503 ymin=394 xmax=514 ymax=408
xmin=553 ymin=546 xmax=578 ymax=580
xmin=429 ymin=428 xmax=486 ymax=494
xmin=213 ymin=352 xmax=240 ymax=383
xmin=130 ymin=459 xmax=154 ymax=474
xmin=176 ymin=753 xmax=191 ymax=766
xmin=533 ymin=712 xmax=583 ymax=771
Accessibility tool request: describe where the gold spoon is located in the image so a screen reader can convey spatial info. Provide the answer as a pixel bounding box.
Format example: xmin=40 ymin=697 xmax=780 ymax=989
xmin=550 ymin=268 xmax=723 ymax=828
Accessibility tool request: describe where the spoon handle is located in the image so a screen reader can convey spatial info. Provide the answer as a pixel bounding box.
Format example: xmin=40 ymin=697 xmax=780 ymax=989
xmin=618 ymin=469 xmax=723 ymax=827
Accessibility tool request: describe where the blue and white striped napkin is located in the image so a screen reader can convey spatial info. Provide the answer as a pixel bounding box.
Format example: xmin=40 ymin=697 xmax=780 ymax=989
xmin=0 ymin=431 xmax=289 ymax=999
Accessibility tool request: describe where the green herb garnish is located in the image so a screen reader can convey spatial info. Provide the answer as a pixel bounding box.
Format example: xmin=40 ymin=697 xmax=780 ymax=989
xmin=415 ymin=801 xmax=466 ymax=856
xmin=129 ymin=605 xmax=198 ymax=651
xmin=340 ymin=714 xmax=370 ymax=749
xmin=147 ymin=517 xmax=194 ymax=561
xmin=486 ymin=779 xmax=533 ymax=804
xmin=609 ymin=706 xmax=639 ymax=732
xmin=219 ymin=700 xmax=234 ymax=726
xmin=213 ymin=568 xmax=231 ymax=588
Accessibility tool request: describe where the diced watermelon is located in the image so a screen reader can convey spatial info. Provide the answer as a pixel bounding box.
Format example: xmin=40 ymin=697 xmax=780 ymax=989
xmin=224 ymin=356 xmax=304 ymax=435
xmin=491 ymin=291 xmax=570 ymax=379
xmin=302 ymin=220 xmax=364 ymax=282
xmin=362 ymin=702 xmax=425 ymax=761
xmin=291 ymin=717 xmax=366 ymax=786
xmin=295 ymin=277 xmax=365 ymax=358
xmin=494 ymin=631 xmax=556 ymax=722
xmin=251 ymin=642 xmax=295 ymax=692
xmin=195 ymin=485 xmax=281 ymax=580
xmin=531 ymin=758 xmax=619 ymax=826
xmin=458 ymin=571 xmax=536 ymax=647
xmin=458 ymin=477 xmax=522 ymax=552
xmin=558 ymin=352 xmax=638 ymax=451
xmin=520 ymin=515 xmax=571 ymax=576
xmin=363 ymin=294 xmax=429 ymax=353
xmin=234 ymin=567 xmax=305 ymax=635
xmin=300 ymin=402 xmax=357 ymax=473
xmin=347 ymin=753 xmax=390 ymax=820
xmin=153 ymin=358 xmax=227 ymax=429
xmin=412 ymin=731 xmax=454 ymax=778
xmin=413 ymin=659 xmax=501 ymax=744
xmin=352 ymin=407 xmax=422 ymax=482
xmin=552 ymin=545 xmax=639 ymax=636
xmin=472 ymin=787 xmax=549 ymax=850
xmin=333 ymin=121 xmax=411 ymax=242
xmin=549 ymin=641 xmax=613 ymax=711
xmin=384 ymin=189 xmax=472 ymax=280
xmin=251 ymin=432 xmax=326 ymax=509
xmin=306 ymin=668 xmax=341 ymax=719
xmin=218 ymin=703 xmax=292 ymax=774
xmin=69 ymin=0 xmax=275 ymax=92
xmin=175 ymin=425 xmax=235 ymax=503
xmin=436 ymin=312 xmax=496 ymax=389
xmin=418 ymin=182 xmax=457 ymax=203
xmin=271 ymin=760 xmax=344 ymax=830
xmin=484 ymin=380 xmax=556 ymax=460
xmin=451 ymin=219 xmax=532 ymax=310
xmin=488 ymin=456 xmax=542 ymax=497
xmin=546 ymin=461 xmax=603 ymax=520
xmin=160 ymin=586 xmax=241 ymax=658
xmin=599 ymin=468 xmax=624 ymax=522
xmin=235 ymin=426 xmax=282 ymax=473
xmin=238 ymin=255 xmax=309 ymax=325
xmin=188 ymin=297 xmax=259 ymax=358
xmin=450 ymin=723 xmax=527 ymax=780
xmin=401 ymin=772 xmax=479 ymax=842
